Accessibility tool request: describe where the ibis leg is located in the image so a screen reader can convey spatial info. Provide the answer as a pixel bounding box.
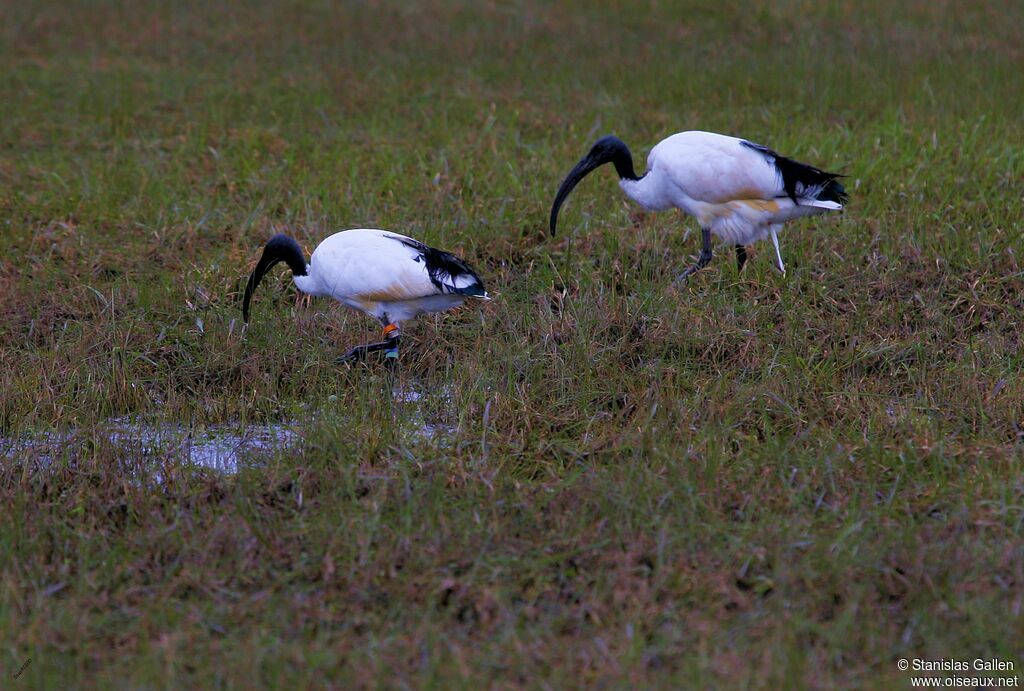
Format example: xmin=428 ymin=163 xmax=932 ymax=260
xmin=769 ymin=227 xmax=785 ymax=275
xmin=337 ymin=324 xmax=401 ymax=364
xmin=735 ymin=244 xmax=748 ymax=272
xmin=675 ymin=227 xmax=713 ymax=283
xmin=382 ymin=325 xmax=400 ymax=373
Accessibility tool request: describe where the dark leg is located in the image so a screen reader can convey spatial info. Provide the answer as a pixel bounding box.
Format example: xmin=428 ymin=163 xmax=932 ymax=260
xmin=336 ymin=339 xmax=391 ymax=363
xmin=336 ymin=323 xmax=401 ymax=364
xmin=382 ymin=325 xmax=400 ymax=373
xmin=735 ymin=245 xmax=747 ymax=272
xmin=675 ymin=227 xmax=713 ymax=283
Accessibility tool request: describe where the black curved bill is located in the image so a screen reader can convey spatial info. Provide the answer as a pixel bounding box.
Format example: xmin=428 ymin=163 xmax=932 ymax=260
xmin=241 ymin=252 xmax=282 ymax=323
xmin=549 ymin=152 xmax=607 ymax=236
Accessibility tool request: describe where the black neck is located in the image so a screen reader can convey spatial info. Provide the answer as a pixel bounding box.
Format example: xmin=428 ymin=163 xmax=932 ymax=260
xmin=594 ymin=135 xmax=640 ymax=181
xmin=611 ymin=147 xmax=639 ymax=181
xmin=265 ymin=234 xmax=308 ymax=276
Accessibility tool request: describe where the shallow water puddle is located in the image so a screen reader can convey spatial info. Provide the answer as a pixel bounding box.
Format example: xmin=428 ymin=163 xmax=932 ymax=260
xmin=2 ymin=382 xmax=456 ymax=475
xmin=1 ymin=419 xmax=302 ymax=475
xmin=105 ymin=418 xmax=302 ymax=473
xmin=391 ymin=383 xmax=457 ymax=442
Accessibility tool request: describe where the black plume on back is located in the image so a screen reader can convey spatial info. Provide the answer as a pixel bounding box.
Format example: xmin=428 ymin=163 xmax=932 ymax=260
xmin=395 ymin=236 xmax=486 ymax=296
xmin=741 ymin=140 xmax=848 ymax=205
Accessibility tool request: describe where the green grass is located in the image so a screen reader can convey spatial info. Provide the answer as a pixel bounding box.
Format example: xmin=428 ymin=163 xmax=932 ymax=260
xmin=2 ymin=0 xmax=1023 ymax=687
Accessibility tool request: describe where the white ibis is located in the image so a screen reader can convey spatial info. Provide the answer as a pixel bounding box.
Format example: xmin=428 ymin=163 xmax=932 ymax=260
xmin=549 ymin=131 xmax=847 ymax=280
xmin=242 ymin=229 xmax=489 ymax=362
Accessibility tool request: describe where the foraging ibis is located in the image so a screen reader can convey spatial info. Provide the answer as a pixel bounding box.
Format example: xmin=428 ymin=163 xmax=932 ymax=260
xmin=242 ymin=229 xmax=489 ymax=362
xmin=549 ymin=131 xmax=847 ymax=280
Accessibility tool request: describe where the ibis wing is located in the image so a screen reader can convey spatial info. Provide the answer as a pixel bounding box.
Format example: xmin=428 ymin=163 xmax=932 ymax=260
xmin=649 ymin=132 xmax=784 ymax=205
xmin=305 ymin=230 xmax=435 ymax=303
xmin=309 ymin=229 xmax=486 ymax=302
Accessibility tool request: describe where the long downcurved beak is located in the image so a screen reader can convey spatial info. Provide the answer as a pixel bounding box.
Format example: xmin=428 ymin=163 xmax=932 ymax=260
xmin=242 ymin=252 xmax=281 ymax=323
xmin=549 ymin=152 xmax=608 ymax=236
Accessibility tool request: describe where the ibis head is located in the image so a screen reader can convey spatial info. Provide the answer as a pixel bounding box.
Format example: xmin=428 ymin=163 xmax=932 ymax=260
xmin=549 ymin=135 xmax=639 ymax=236
xmin=242 ymin=234 xmax=308 ymax=323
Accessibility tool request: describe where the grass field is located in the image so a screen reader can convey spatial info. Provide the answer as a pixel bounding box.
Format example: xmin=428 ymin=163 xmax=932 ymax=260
xmin=2 ymin=0 xmax=1023 ymax=687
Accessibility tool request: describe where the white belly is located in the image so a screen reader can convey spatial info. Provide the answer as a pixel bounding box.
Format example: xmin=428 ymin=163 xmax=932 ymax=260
xmin=341 ymin=294 xmax=468 ymax=325
xmin=686 ymin=197 xmax=836 ymax=245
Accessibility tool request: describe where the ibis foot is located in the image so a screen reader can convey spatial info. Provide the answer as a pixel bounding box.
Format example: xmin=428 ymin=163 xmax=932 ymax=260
xmin=674 ymin=248 xmax=713 ymax=284
xmin=337 ymin=342 xmax=386 ymax=364
xmin=674 ymin=227 xmax=713 ymax=284
xmin=336 ymin=324 xmax=401 ymax=365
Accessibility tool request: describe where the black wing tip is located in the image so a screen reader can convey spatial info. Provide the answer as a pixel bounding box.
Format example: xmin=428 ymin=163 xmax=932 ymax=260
xmin=441 ymin=259 xmax=487 ymax=296
xmin=821 ymin=178 xmax=848 ymax=205
xmin=456 ymin=282 xmax=488 ymax=298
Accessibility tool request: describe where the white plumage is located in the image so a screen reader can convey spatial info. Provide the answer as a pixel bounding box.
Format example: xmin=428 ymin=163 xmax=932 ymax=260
xmin=243 ymin=229 xmax=488 ymax=362
xmin=550 ymin=130 xmax=847 ymax=278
